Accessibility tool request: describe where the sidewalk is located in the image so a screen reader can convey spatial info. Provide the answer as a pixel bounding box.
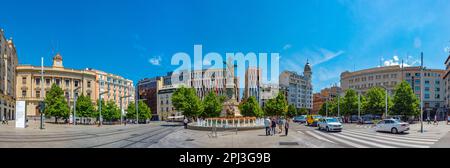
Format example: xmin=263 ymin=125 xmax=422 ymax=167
xmin=150 ymin=127 xmax=343 ymax=148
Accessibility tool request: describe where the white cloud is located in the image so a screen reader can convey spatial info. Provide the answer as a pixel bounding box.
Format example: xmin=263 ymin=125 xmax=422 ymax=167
xmin=312 ymin=49 xmax=345 ymax=66
xmin=283 ymin=44 xmax=292 ymax=50
xmin=283 ymin=48 xmax=345 ymax=72
xmin=383 ymin=55 xmax=420 ymax=67
xmin=149 ymin=56 xmax=162 ymax=66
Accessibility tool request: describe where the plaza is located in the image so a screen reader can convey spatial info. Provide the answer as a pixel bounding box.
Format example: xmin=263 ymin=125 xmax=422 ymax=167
xmin=1 ymin=120 xmax=449 ymax=148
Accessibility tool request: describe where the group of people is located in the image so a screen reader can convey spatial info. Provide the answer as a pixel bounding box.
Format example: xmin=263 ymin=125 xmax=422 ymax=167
xmin=427 ymin=115 xmax=439 ymax=125
xmin=264 ymin=117 xmax=290 ymax=136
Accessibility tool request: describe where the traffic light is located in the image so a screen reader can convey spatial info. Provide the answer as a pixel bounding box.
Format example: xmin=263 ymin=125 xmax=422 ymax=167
xmin=39 ymin=101 xmax=45 ymax=113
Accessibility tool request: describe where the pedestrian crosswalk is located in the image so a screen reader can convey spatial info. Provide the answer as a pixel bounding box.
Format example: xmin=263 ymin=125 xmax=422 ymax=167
xmin=299 ymin=129 xmax=444 ymax=148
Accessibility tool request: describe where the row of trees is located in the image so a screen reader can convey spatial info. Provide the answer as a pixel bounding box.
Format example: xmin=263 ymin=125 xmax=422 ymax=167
xmin=172 ymin=86 xmax=308 ymax=119
xmin=172 ymin=87 xmax=226 ymax=118
xmin=43 ymin=84 xmax=151 ymax=124
xmin=318 ymin=81 xmax=420 ymax=117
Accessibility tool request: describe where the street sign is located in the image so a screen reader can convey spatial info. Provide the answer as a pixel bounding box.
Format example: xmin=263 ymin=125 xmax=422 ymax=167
xmin=15 ymin=101 xmax=26 ymax=128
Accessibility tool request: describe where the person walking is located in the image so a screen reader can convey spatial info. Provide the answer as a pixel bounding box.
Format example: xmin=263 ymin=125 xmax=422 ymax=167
xmin=271 ymin=118 xmax=277 ymax=136
xmin=434 ymin=115 xmax=438 ymax=125
xmin=285 ymin=119 xmax=290 ymax=136
xmin=183 ymin=117 xmax=188 ymax=129
xmin=264 ymin=117 xmax=270 ymax=136
xmin=278 ymin=117 xmax=283 ymax=134
xmin=427 ymin=115 xmax=431 ymax=124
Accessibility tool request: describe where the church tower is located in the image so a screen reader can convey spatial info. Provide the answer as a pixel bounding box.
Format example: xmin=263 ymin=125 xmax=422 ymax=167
xmin=303 ymin=59 xmax=312 ymax=80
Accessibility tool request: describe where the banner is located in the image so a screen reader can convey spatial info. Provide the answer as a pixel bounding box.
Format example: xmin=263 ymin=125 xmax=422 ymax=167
xmin=15 ymin=101 xmax=26 ymax=128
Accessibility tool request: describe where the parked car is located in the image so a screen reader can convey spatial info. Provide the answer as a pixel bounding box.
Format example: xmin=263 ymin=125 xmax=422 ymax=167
xmin=318 ymin=117 xmax=343 ymax=132
xmin=293 ymin=115 xmax=307 ymax=123
xmin=359 ymin=116 xmax=374 ymax=124
xmin=306 ymin=115 xmax=322 ymax=127
xmin=374 ymin=119 xmax=410 ymax=134
xmin=349 ymin=115 xmax=360 ymax=123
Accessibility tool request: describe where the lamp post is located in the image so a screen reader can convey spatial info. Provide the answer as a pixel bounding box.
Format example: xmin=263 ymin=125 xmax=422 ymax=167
xmin=379 ymin=86 xmax=389 ymax=119
xmin=72 ymin=87 xmax=81 ymax=125
xmin=98 ymin=91 xmax=109 ymax=126
xmin=119 ymin=95 xmax=132 ymax=125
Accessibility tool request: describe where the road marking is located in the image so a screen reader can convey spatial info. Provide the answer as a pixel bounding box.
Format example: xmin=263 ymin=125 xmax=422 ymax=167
xmin=349 ymin=130 xmax=439 ymax=142
xmin=329 ymin=132 xmax=396 ymax=148
xmin=313 ymin=131 xmax=369 ymax=148
xmin=340 ymin=131 xmax=430 ymax=148
xmin=304 ymin=131 xmax=335 ymax=144
xmin=344 ymin=130 xmax=435 ymax=145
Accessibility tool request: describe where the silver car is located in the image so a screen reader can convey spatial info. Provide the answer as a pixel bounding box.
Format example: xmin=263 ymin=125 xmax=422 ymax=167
xmin=375 ymin=119 xmax=409 ymax=134
xmin=318 ymin=118 xmax=343 ymax=132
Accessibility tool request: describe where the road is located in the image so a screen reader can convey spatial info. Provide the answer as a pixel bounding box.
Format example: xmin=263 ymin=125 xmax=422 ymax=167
xmin=0 ymin=121 xmax=183 ymax=148
xmin=293 ymin=122 xmax=449 ymax=148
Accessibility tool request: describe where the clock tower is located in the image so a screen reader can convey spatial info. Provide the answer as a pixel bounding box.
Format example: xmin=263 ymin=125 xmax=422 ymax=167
xmin=52 ymin=53 xmax=63 ymax=68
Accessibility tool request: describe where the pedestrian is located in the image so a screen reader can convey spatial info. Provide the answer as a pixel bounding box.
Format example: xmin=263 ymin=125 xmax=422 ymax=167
xmin=434 ymin=115 xmax=438 ymax=125
xmin=278 ymin=117 xmax=283 ymax=134
xmin=264 ymin=117 xmax=270 ymax=136
xmin=271 ymin=118 xmax=277 ymax=136
xmin=285 ymin=119 xmax=290 ymax=136
xmin=184 ymin=117 xmax=188 ymax=129
xmin=427 ymin=116 xmax=431 ymax=124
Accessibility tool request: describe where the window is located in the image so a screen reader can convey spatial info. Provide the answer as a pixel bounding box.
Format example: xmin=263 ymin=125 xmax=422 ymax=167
xmin=425 ymin=87 xmax=430 ymax=92
xmin=87 ymin=81 xmax=91 ymax=88
xmin=415 ymin=79 xmax=420 ymax=84
xmin=46 ymin=79 xmax=50 ymax=86
xmin=22 ymin=90 xmax=26 ymax=97
xmin=55 ymin=79 xmax=60 ymax=86
xmin=22 ymin=77 xmax=27 ymax=84
xmin=376 ymin=75 xmax=381 ymax=79
xmin=391 ymin=74 xmax=397 ymax=78
xmin=436 ymin=88 xmax=440 ymax=92
xmin=65 ymin=92 xmax=70 ymax=98
xmin=35 ymin=78 xmax=41 ymax=85
xmin=74 ymin=80 xmax=79 ymax=87
xmin=406 ymin=73 xmax=411 ymax=77
xmin=415 ymin=86 xmax=420 ymax=91
xmin=65 ymin=79 xmax=70 ymax=87
xmin=36 ymin=91 xmax=40 ymax=98
xmin=87 ymin=93 xmax=91 ymax=98
xmin=425 ymin=94 xmax=430 ymax=99
xmin=425 ymin=80 xmax=430 ymax=85
xmin=415 ymin=73 xmax=420 ymax=77
xmin=436 ymin=94 xmax=440 ymax=99
xmin=436 ymin=80 xmax=440 ymax=85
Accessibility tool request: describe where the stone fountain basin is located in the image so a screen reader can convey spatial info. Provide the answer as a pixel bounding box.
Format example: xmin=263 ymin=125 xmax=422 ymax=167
xmin=187 ymin=124 xmax=265 ymax=131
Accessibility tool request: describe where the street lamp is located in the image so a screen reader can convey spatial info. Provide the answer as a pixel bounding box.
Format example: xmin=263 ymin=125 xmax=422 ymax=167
xmin=72 ymin=87 xmax=81 ymax=125
xmin=119 ymin=95 xmax=132 ymax=125
xmin=379 ymin=85 xmax=389 ymax=119
xmin=98 ymin=91 xmax=109 ymax=126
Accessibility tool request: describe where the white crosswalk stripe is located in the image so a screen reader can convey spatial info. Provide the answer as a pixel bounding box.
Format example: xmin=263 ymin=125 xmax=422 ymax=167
xmin=302 ymin=129 xmax=443 ymax=148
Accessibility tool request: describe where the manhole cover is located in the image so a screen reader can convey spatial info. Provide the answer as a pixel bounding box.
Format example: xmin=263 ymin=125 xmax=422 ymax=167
xmin=131 ymin=134 xmax=141 ymax=137
xmin=185 ymin=138 xmax=195 ymax=141
xmin=279 ymin=142 xmax=299 ymax=146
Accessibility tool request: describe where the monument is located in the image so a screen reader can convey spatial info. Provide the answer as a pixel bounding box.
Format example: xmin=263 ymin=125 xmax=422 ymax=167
xmin=221 ymin=57 xmax=242 ymax=117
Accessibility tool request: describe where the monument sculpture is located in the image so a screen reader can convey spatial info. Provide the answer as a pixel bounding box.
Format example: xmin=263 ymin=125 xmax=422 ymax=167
xmin=221 ymin=57 xmax=242 ymax=117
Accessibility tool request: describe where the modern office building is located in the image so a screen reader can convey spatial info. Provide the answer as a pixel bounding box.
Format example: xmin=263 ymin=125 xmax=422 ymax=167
xmin=0 ymin=29 xmax=18 ymax=121
xmin=341 ymin=65 xmax=445 ymax=117
xmin=244 ymin=67 xmax=261 ymax=101
xmin=279 ymin=61 xmax=313 ymax=110
xmin=16 ymin=53 xmax=97 ymax=117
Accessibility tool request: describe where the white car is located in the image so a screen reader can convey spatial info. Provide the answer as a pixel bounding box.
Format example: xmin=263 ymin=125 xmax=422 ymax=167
xmin=375 ymin=119 xmax=409 ymax=134
xmin=318 ymin=117 xmax=343 ymax=132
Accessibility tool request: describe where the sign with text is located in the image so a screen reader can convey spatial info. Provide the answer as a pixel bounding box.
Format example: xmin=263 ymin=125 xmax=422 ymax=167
xmin=15 ymin=101 xmax=26 ymax=128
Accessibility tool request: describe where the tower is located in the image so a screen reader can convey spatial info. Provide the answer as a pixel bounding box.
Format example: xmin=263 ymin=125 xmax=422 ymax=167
xmin=304 ymin=59 xmax=312 ymax=80
xmin=52 ymin=53 xmax=63 ymax=67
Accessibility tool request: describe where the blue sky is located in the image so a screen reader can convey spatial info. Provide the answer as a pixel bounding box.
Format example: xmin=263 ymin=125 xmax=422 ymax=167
xmin=1 ymin=0 xmax=450 ymax=92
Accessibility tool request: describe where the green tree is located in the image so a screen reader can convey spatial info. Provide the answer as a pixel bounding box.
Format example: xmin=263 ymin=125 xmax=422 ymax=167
xmin=103 ymin=100 xmax=120 ymax=122
xmin=172 ymin=86 xmax=203 ymax=118
xmin=240 ymin=96 xmax=264 ymax=117
xmin=363 ymin=87 xmax=392 ymax=115
xmin=202 ymin=91 xmax=223 ymax=118
xmin=75 ymin=94 xmax=95 ymax=124
xmin=287 ymin=104 xmax=298 ymax=118
xmin=298 ymin=107 xmax=308 ymax=115
xmin=342 ymin=89 xmax=359 ymax=116
xmin=264 ymin=92 xmax=288 ymax=117
xmin=126 ymin=101 xmax=152 ymax=122
xmin=391 ymin=80 xmax=420 ymax=117
xmin=44 ymin=84 xmax=70 ymax=123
